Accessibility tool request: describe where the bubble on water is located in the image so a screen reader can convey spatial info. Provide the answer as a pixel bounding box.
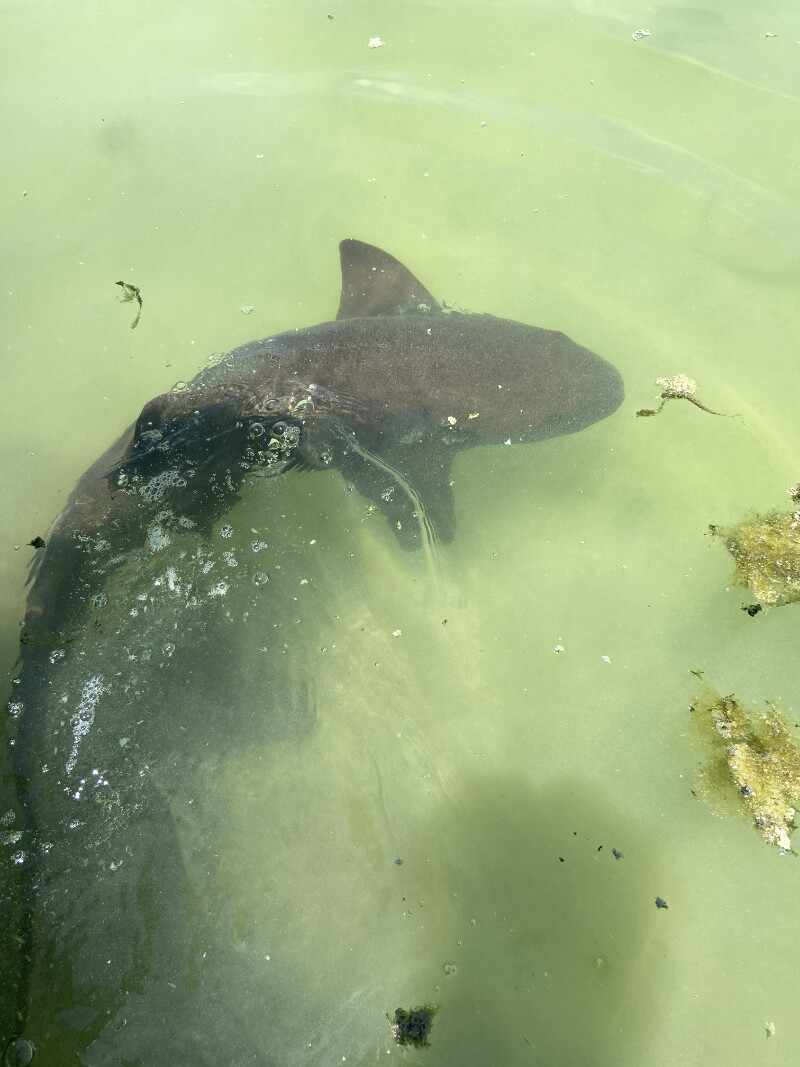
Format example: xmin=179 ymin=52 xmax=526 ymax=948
xmin=223 ymin=551 xmax=238 ymax=568
xmin=11 ymin=851 xmax=26 ymax=865
xmin=251 ymin=540 xmax=268 ymax=553
xmin=172 ymin=380 xmax=188 ymax=392
xmin=49 ymin=649 xmax=66 ymax=665
xmin=7 ymin=701 xmax=23 ymax=719
xmin=163 ymin=643 xmax=175 ymax=657
xmin=208 ymin=581 xmax=229 ymax=597
xmin=6 ymin=1037 xmax=36 ymax=1066
xmin=146 ymin=524 xmax=172 ymax=552
xmin=91 ymin=593 xmax=108 ymax=608
xmin=442 ymin=963 xmax=457 ymax=975
xmin=1 ymin=811 xmax=15 ymax=827
xmin=253 ymin=572 xmax=269 ymax=586
xmin=220 ymin=524 xmax=234 ymax=539
xmin=1 ymin=830 xmax=22 ymax=846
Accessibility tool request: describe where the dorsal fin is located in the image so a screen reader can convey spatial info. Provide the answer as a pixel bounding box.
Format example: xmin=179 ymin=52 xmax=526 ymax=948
xmin=336 ymin=239 xmax=441 ymax=320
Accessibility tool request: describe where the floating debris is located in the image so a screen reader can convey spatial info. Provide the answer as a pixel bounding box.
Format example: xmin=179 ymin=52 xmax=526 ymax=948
xmin=637 ymin=373 xmax=737 ymax=418
xmin=712 ymin=487 xmax=800 ymax=607
xmin=612 ymin=848 xmax=624 ymax=860
xmin=389 ymin=1005 xmax=438 ymax=1048
xmin=741 ymin=604 xmax=763 ymax=618
xmin=116 ymin=280 xmax=143 ymax=329
xmin=27 ymin=536 xmax=45 ymax=549
xmin=690 ymin=672 xmax=800 ymax=852
xmin=631 ymin=28 xmax=651 ymax=41
xmin=368 ymin=36 xmax=384 ymax=49
xmin=240 ymin=304 xmax=255 ymax=316
xmin=655 ymin=896 xmax=668 ymax=909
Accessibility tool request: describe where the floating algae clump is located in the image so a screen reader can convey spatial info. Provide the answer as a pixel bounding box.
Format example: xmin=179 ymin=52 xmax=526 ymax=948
xmin=713 ymin=488 xmax=800 ymax=607
xmin=636 ymin=373 xmax=736 ymax=418
xmin=690 ymin=673 xmax=800 ymax=852
xmin=389 ymin=1005 xmax=438 ymax=1048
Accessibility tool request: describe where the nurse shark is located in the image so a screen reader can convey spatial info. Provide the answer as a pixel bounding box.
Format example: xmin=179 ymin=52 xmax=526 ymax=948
xmin=4 ymin=240 xmax=623 ymax=1063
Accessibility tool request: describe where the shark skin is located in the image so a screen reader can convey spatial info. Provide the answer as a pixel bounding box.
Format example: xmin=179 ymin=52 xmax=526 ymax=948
xmin=23 ymin=238 xmax=623 ymax=641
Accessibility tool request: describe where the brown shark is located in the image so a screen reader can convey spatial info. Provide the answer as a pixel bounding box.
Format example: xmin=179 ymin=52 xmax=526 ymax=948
xmin=24 ymin=238 xmax=623 ymax=638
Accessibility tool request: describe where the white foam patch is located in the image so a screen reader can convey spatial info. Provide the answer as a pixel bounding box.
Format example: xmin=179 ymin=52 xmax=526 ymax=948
xmin=66 ymin=675 xmax=106 ymax=776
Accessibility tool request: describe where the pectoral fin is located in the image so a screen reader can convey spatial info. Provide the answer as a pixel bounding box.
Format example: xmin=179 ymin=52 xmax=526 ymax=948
xmin=337 ymin=438 xmax=457 ymax=550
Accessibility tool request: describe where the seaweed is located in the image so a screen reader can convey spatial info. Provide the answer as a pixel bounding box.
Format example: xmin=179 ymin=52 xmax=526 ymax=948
xmin=690 ymin=672 xmax=800 ymax=852
xmin=116 ymin=280 xmax=143 ymax=329
xmin=712 ymin=486 xmax=800 ymax=607
xmin=389 ymin=1005 xmax=438 ymax=1048
xmin=636 ymin=373 xmax=737 ymax=418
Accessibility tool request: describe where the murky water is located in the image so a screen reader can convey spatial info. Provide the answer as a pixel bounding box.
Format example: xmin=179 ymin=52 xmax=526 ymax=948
xmin=3 ymin=1 xmax=800 ymax=1064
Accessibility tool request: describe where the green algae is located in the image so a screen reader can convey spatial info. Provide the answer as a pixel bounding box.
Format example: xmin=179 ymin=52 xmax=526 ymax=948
xmin=690 ymin=673 xmax=800 ymax=852
xmin=713 ymin=492 xmax=800 ymax=607
xmin=636 ymin=373 xmax=737 ymax=418
xmin=116 ymin=280 xmax=143 ymax=329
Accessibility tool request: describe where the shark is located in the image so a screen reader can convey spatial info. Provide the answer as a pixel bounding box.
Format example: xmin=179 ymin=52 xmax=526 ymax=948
xmin=23 ymin=238 xmax=623 ymax=640
xmin=3 ymin=240 xmax=623 ymax=1064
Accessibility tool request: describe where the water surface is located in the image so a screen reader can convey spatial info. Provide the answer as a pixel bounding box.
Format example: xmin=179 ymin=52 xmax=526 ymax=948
xmin=2 ymin=2 xmax=800 ymax=1064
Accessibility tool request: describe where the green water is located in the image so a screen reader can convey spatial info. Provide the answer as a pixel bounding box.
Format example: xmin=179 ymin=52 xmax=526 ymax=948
xmin=3 ymin=1 xmax=800 ymax=1064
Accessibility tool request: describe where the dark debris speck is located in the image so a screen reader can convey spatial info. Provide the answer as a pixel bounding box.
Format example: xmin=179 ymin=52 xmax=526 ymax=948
xmin=655 ymin=896 xmax=669 ymax=910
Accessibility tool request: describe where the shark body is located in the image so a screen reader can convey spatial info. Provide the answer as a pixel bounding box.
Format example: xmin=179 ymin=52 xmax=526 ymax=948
xmin=24 ymin=238 xmax=623 ymax=636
